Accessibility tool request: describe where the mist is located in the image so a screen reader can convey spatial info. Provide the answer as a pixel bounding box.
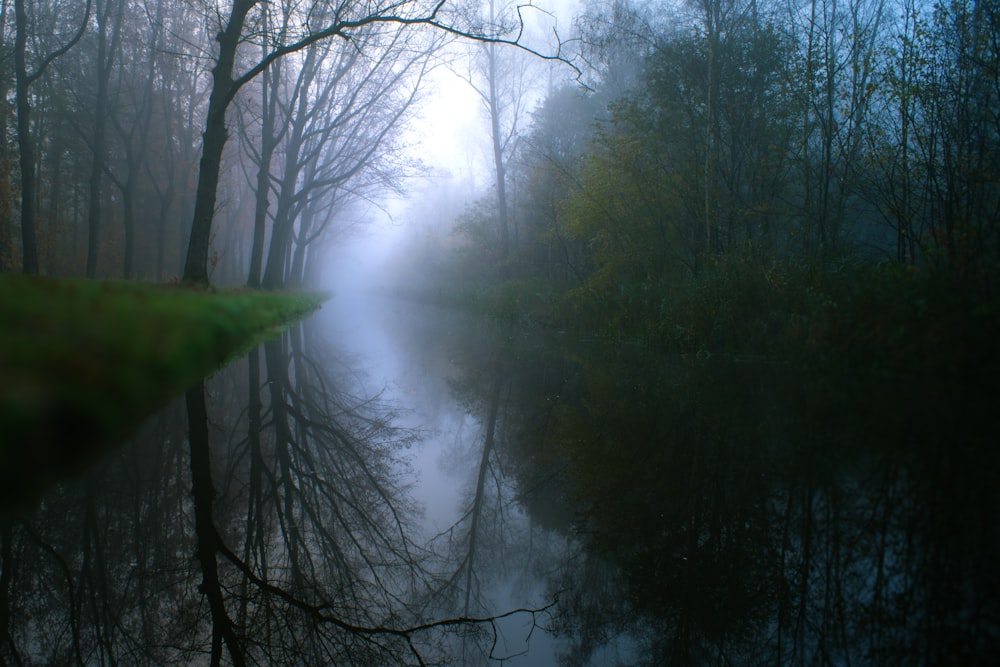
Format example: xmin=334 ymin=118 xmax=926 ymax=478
xmin=2 ymin=0 xmax=998 ymax=665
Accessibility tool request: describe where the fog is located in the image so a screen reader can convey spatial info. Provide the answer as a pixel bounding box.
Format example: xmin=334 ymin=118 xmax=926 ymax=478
xmin=323 ymin=0 xmax=580 ymax=299
xmin=3 ymin=0 xmax=998 ymax=664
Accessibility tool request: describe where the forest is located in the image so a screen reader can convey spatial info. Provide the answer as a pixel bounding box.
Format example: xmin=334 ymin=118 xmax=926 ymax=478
xmin=1 ymin=0 xmax=998 ymax=326
xmin=395 ymin=0 xmax=999 ymax=362
xmin=0 ymin=0 xmax=562 ymax=288
xmin=1 ymin=0 xmax=999 ymax=665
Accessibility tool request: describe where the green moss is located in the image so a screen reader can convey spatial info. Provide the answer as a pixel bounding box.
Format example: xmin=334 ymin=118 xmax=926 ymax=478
xmin=0 ymin=275 xmax=329 ymax=513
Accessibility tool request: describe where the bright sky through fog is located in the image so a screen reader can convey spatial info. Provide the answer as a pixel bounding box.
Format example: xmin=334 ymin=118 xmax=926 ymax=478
xmin=422 ymin=0 xmax=580 ymax=170
xmin=321 ymin=0 xmax=580 ymax=290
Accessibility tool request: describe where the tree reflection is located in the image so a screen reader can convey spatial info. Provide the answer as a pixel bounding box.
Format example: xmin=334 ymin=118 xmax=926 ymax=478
xmin=7 ymin=309 xmax=996 ymax=665
xmin=1 ymin=395 xmax=197 ymax=664
xmin=403 ymin=306 xmax=1000 ymax=665
xmin=415 ymin=320 xmax=580 ymax=665
xmin=520 ymin=349 xmax=1000 ymax=666
xmin=1 ymin=317 xmax=547 ymax=665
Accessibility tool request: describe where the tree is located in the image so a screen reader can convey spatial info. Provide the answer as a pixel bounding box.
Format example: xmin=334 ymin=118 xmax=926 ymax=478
xmin=0 ymin=0 xmax=14 ymax=272
xmin=83 ymin=0 xmax=125 ymax=278
xmin=458 ymin=0 xmax=536 ymax=278
xmin=257 ymin=27 xmax=432 ymax=289
xmin=182 ymin=0 xmax=571 ymax=286
xmin=241 ymin=10 xmax=283 ymax=288
xmin=12 ymin=0 xmax=90 ymax=274
xmin=514 ymin=85 xmax=599 ymax=288
xmin=787 ymin=0 xmax=887 ymax=260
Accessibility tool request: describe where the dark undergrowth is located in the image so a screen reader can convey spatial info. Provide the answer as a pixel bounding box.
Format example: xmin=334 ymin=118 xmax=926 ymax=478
xmin=405 ymin=255 xmax=1000 ymax=381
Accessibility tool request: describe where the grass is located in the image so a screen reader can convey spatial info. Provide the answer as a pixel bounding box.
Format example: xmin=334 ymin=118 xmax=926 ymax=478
xmin=0 ymin=275 xmax=329 ymax=514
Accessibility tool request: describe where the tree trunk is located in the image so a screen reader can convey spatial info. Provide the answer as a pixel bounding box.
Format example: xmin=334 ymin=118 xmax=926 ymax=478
xmin=247 ymin=61 xmax=280 ymax=288
xmin=287 ymin=203 xmax=315 ymax=287
xmin=0 ymin=0 xmax=8 ymax=272
xmin=14 ymin=0 xmax=38 ymax=274
xmin=261 ymin=47 xmax=320 ymax=290
xmin=183 ymin=0 xmax=256 ymax=286
xmin=486 ymin=42 xmax=511 ymax=278
xmin=85 ymin=0 xmax=125 ymax=278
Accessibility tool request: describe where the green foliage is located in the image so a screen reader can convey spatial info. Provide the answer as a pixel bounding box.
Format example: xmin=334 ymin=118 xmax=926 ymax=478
xmin=410 ymin=0 xmax=1000 ymax=387
xmin=0 ymin=275 xmax=328 ymax=512
xmin=565 ymin=132 xmax=690 ymax=279
xmin=527 ymin=242 xmax=999 ymax=384
xmin=644 ymin=256 xmax=1000 ymax=379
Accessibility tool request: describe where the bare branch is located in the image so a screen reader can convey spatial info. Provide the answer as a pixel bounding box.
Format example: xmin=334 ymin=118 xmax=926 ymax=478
xmin=24 ymin=0 xmax=93 ymax=85
xmin=217 ymin=540 xmax=556 ymax=641
xmin=230 ymin=1 xmax=578 ymax=99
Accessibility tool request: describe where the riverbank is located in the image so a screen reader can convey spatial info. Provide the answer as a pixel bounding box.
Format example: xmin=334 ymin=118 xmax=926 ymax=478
xmin=402 ymin=258 xmax=1000 ymax=380
xmin=0 ymin=275 xmax=328 ymax=512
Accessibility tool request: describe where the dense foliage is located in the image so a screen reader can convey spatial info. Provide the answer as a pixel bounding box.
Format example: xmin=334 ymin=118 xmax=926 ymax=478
xmin=422 ymin=0 xmax=1000 ymax=360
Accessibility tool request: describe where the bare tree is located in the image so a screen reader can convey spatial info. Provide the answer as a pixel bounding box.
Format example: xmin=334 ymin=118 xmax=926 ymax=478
xmin=12 ymin=0 xmax=90 ymax=274
xmin=788 ymin=0 xmax=886 ymax=259
xmin=181 ymin=0 xmax=572 ymax=286
xmin=259 ymin=30 xmax=433 ymax=288
xmin=82 ymin=0 xmax=125 ymax=277
xmin=457 ymin=0 xmax=542 ymax=279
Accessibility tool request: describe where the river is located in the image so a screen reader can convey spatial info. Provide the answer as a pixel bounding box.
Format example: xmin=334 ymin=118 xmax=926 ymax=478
xmin=2 ymin=293 xmax=997 ymax=665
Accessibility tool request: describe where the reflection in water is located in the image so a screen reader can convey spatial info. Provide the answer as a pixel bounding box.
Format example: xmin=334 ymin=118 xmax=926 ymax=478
xmin=0 ymin=315 xmax=547 ymax=665
xmin=524 ymin=353 xmax=1000 ymax=666
xmin=376 ymin=301 xmax=999 ymax=666
xmin=1 ymin=302 xmax=997 ymax=665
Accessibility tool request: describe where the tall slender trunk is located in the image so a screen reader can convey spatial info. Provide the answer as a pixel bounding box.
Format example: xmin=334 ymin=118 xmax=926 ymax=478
xmin=247 ymin=30 xmax=283 ymax=287
xmin=238 ymin=348 xmax=266 ymax=628
xmin=0 ymin=0 xmax=9 ymax=272
xmin=247 ymin=67 xmax=278 ymax=287
xmin=287 ymin=202 xmax=316 ymax=287
xmin=263 ymin=338 xmax=303 ymax=578
xmin=818 ymin=0 xmax=837 ymax=261
xmin=801 ymin=0 xmax=818 ymax=257
xmin=152 ymin=166 xmax=175 ymax=281
xmin=121 ymin=176 xmax=137 ymax=278
xmin=46 ymin=120 xmax=66 ymax=273
xmin=13 ymin=0 xmax=89 ymax=275
xmin=14 ymin=0 xmax=37 ymax=274
xmin=702 ymin=0 xmax=720 ymax=261
xmin=183 ymin=0 xmax=257 ymax=286
xmin=122 ymin=1 xmax=160 ymax=279
xmin=463 ymin=357 xmax=504 ymax=615
xmin=85 ymin=0 xmax=125 ymax=278
xmin=261 ymin=47 xmax=320 ymax=290
xmin=486 ymin=42 xmax=510 ymax=278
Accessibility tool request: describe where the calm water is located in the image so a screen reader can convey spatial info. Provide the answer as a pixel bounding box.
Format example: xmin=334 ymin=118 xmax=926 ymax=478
xmin=2 ymin=294 xmax=997 ymax=665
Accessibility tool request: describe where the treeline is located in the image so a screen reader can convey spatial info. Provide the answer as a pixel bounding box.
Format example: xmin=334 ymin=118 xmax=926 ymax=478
xmin=423 ymin=0 xmax=1000 ymax=350
xmin=0 ymin=0 xmax=458 ymax=287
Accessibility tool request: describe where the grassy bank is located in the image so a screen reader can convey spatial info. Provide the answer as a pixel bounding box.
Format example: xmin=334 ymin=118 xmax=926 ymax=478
xmin=0 ymin=275 xmax=328 ymax=512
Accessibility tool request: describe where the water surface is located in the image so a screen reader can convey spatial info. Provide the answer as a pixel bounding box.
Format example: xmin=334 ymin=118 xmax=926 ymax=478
xmin=2 ymin=295 xmax=996 ymax=665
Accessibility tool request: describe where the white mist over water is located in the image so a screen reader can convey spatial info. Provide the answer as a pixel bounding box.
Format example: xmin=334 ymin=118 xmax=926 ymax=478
xmin=312 ymin=294 xmax=580 ymax=665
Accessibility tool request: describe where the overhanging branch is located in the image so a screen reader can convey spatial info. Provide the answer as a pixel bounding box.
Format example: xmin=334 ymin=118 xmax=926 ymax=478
xmin=231 ymin=0 xmax=579 ymax=97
